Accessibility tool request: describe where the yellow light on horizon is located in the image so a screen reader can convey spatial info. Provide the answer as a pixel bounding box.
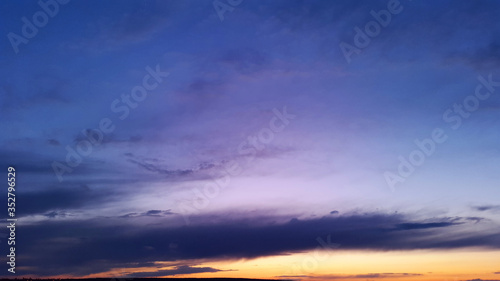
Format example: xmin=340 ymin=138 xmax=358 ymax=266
xmin=82 ymin=249 xmax=500 ymax=281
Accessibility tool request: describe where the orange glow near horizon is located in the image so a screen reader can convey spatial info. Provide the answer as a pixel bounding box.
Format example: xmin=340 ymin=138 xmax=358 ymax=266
xmin=79 ymin=249 xmax=500 ymax=281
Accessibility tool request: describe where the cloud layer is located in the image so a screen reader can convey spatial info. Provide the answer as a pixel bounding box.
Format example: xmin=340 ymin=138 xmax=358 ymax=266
xmin=11 ymin=212 xmax=500 ymax=276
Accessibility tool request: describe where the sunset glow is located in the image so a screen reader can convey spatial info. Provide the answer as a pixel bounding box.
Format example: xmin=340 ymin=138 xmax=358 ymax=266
xmin=1 ymin=0 xmax=500 ymax=280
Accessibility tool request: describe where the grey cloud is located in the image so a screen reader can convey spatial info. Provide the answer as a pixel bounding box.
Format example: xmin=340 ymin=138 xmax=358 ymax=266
xmin=11 ymin=212 xmax=500 ymax=276
xmin=16 ymin=187 xmax=110 ymax=217
xmin=47 ymin=139 xmax=61 ymax=146
xmin=120 ymin=209 xmax=175 ymax=218
xmin=127 ymin=158 xmax=194 ymax=176
xmin=473 ymin=205 xmax=500 ymax=212
xmin=465 ymin=279 xmax=500 ymax=281
xmin=124 ymin=265 xmax=227 ymax=278
xmin=43 ymin=210 xmax=73 ymax=218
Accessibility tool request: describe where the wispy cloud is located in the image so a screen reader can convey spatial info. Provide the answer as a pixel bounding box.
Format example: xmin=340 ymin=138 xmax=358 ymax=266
xmin=124 ymin=265 xmax=230 ymax=278
xmin=119 ymin=209 xmax=175 ymax=218
xmin=464 ymin=279 xmax=500 ymax=281
xmin=473 ymin=205 xmax=500 ymax=212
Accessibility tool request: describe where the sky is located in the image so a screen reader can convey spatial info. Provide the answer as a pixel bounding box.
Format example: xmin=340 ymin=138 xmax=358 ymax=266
xmin=0 ymin=0 xmax=500 ymax=280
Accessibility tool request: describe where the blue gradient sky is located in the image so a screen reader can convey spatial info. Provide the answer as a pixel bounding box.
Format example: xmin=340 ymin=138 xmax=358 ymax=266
xmin=1 ymin=0 xmax=500 ymax=279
